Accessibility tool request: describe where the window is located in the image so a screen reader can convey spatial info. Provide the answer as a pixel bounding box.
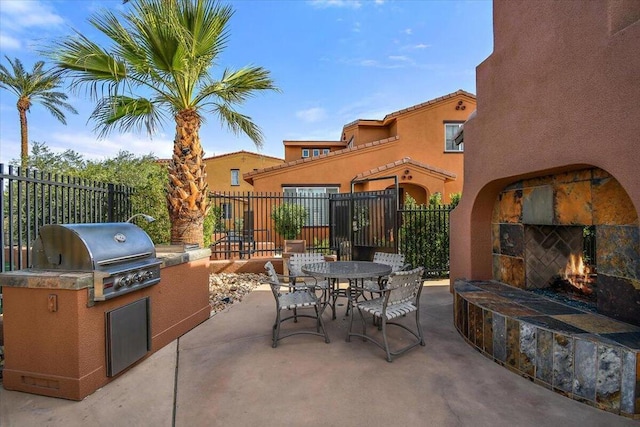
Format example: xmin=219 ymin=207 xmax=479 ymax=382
xmin=302 ymin=148 xmax=310 ymax=158
xmin=231 ymin=169 xmax=240 ymax=186
xmin=312 ymin=149 xmax=320 ymax=157
xmin=322 ymin=148 xmax=330 ymax=155
xmin=445 ymin=123 xmax=464 ymax=152
xmin=221 ymin=203 xmax=233 ymax=220
xmin=282 ymin=186 xmax=339 ymax=226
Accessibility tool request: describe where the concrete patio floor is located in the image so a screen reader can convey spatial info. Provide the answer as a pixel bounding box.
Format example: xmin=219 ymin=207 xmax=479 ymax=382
xmin=1 ymin=281 xmax=637 ymax=426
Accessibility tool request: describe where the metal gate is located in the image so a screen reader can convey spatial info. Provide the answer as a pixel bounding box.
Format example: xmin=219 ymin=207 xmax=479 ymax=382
xmin=329 ymin=189 xmax=398 ymax=260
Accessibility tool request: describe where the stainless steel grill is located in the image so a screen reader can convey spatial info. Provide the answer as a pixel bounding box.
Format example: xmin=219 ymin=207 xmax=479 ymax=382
xmin=32 ymin=223 xmax=161 ymax=301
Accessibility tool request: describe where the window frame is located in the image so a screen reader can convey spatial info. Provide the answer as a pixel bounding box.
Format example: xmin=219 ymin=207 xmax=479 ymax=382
xmin=282 ymin=186 xmax=339 ymax=226
xmin=312 ymin=148 xmax=320 ymax=157
xmin=230 ymin=169 xmax=240 ymax=186
xmin=301 ymin=148 xmax=310 ymax=158
xmin=444 ymin=122 xmax=464 ymax=152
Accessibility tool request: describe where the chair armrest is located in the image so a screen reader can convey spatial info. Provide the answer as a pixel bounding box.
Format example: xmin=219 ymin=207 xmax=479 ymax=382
xmin=267 ymin=275 xmax=318 ymax=292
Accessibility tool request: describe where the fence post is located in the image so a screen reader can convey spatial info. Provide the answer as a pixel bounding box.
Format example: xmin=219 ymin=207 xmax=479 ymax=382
xmin=107 ymin=183 xmax=115 ymax=223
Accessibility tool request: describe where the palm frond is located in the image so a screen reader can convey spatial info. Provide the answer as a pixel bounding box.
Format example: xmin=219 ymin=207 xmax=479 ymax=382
xmin=45 ymin=0 xmax=278 ymax=144
xmin=90 ymin=95 xmax=166 ymax=138
xmin=196 ymin=66 xmax=279 ymax=105
xmin=213 ymin=104 xmax=264 ymax=147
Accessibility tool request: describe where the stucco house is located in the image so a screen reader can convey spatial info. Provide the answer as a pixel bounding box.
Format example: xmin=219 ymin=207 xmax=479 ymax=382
xmin=202 ymin=150 xmax=283 ymax=193
xmin=245 ymin=90 xmax=476 ymax=205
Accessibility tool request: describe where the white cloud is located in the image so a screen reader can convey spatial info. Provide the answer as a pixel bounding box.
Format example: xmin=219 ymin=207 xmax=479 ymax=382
xmin=50 ymin=131 xmax=173 ymax=161
xmin=0 ymin=33 xmax=21 ymax=50
xmin=404 ymin=28 xmax=413 ymax=35
xmin=414 ymin=43 xmax=431 ymax=49
xmin=0 ymin=0 xmax=64 ymax=30
xmin=359 ymin=59 xmax=379 ymax=67
xmin=389 ymin=55 xmax=410 ymax=62
xmin=296 ymin=107 xmax=327 ymax=123
xmin=308 ymin=0 xmax=363 ymax=9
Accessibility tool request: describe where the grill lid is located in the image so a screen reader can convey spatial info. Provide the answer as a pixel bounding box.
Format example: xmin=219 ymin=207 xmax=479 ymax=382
xmin=32 ymin=223 xmax=157 ymax=272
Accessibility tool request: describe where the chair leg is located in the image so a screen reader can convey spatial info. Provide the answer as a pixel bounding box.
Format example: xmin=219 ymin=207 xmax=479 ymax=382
xmin=315 ymin=305 xmax=330 ymax=343
xmin=272 ymin=310 xmax=281 ymax=348
xmin=416 ymin=309 xmax=425 ymax=346
xmin=346 ymin=300 xmax=355 ymax=342
xmin=357 ymin=306 xmax=367 ymax=341
xmin=381 ymin=317 xmax=393 ymax=362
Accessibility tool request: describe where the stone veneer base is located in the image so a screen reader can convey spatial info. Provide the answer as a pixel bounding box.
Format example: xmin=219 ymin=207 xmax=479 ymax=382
xmin=454 ymin=279 xmax=640 ymax=419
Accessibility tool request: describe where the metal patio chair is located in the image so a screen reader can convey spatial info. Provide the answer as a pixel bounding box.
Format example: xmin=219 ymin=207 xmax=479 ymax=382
xmin=360 ymin=252 xmax=410 ymax=295
xmin=347 ymin=267 xmax=425 ymax=362
xmin=264 ymin=261 xmax=330 ymax=348
xmin=287 ymin=252 xmax=334 ymax=317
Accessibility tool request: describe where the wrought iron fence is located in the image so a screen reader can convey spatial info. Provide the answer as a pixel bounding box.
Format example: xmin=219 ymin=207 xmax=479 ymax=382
xmin=398 ymin=204 xmax=454 ymax=278
xmin=208 ymin=191 xmax=333 ymax=259
xmin=209 ymin=190 xmax=453 ymax=278
xmin=0 ymin=164 xmax=134 ymax=273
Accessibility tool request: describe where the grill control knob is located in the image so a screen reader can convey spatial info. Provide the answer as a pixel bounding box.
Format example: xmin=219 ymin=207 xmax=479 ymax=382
xmin=122 ymin=275 xmax=134 ymax=287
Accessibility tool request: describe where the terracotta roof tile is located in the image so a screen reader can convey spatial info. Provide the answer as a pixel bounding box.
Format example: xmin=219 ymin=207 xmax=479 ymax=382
xmin=342 ymin=89 xmax=476 ymax=130
xmin=244 ymin=135 xmax=400 ymax=180
xmin=353 ymin=157 xmax=457 ymax=181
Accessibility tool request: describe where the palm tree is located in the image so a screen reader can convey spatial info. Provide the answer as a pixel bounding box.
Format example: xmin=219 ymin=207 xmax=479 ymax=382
xmin=48 ymin=0 xmax=277 ymax=247
xmin=0 ymin=56 xmax=77 ymax=168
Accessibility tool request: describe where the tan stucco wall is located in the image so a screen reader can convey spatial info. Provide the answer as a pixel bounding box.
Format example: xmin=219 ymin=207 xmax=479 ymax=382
xmin=450 ymin=0 xmax=640 ymax=285
xmin=252 ymin=93 xmax=475 ymax=203
xmin=205 ymin=151 xmax=283 ymax=193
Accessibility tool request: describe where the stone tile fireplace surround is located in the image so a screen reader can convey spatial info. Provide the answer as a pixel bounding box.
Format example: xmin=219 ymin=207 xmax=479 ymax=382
xmin=492 ymin=168 xmax=639 ymax=325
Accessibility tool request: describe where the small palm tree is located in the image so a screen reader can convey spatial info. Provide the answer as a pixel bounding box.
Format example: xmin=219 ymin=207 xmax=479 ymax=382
xmin=48 ymin=0 xmax=278 ymax=247
xmin=0 ymin=56 xmax=77 ymax=168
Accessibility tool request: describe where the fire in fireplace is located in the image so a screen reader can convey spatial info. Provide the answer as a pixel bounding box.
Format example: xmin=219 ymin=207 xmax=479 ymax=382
xmin=492 ymin=167 xmax=639 ymax=326
xmin=549 ymin=252 xmax=596 ymax=301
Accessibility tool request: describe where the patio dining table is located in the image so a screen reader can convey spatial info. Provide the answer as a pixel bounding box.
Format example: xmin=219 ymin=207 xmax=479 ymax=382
xmin=301 ymin=261 xmax=392 ymax=320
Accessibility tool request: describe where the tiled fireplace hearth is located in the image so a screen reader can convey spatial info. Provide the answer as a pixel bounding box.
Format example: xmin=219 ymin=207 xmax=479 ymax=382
xmin=454 ymin=280 xmax=640 ymax=417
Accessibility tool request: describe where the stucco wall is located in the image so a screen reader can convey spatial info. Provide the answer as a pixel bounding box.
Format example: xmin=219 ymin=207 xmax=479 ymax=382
xmin=204 ymin=151 xmax=283 ymax=193
xmin=450 ymin=0 xmax=640 ymax=284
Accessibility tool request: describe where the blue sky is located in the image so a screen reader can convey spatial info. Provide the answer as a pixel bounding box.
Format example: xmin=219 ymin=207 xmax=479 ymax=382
xmin=0 ymin=0 xmax=493 ymax=164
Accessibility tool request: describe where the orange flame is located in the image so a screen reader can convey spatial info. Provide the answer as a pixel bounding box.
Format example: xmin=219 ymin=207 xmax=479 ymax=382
xmin=561 ymin=253 xmax=593 ymax=295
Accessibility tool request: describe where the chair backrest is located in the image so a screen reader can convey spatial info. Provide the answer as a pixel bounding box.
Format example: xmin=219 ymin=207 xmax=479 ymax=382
xmin=373 ymin=252 xmax=406 ymax=273
xmin=264 ymin=261 xmax=279 ymax=283
xmin=288 ymin=252 xmax=325 ymax=276
xmin=264 ymin=261 xmax=282 ymax=299
xmin=385 ymin=267 xmax=424 ymax=306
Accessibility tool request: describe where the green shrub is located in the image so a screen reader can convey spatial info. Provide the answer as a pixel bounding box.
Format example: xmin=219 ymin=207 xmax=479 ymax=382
xmin=271 ymin=203 xmax=307 ymax=240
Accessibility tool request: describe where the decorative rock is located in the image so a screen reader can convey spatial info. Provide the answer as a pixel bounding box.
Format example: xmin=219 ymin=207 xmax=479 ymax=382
xmin=209 ymin=273 xmax=264 ymax=316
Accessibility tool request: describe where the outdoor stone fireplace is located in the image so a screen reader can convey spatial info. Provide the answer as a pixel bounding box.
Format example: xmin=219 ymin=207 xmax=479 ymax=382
xmin=493 ymin=167 xmax=639 ymax=326
xmin=447 ymin=1 xmax=639 ymax=419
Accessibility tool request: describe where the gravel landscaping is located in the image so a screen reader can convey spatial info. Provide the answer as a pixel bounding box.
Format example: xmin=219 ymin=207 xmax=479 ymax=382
xmin=208 ymin=272 xmax=265 ymax=316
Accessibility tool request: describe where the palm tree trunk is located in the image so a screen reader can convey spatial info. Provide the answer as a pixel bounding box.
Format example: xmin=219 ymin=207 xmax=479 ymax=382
xmin=17 ymin=98 xmax=29 ymax=168
xmin=167 ymin=108 xmax=210 ymax=247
